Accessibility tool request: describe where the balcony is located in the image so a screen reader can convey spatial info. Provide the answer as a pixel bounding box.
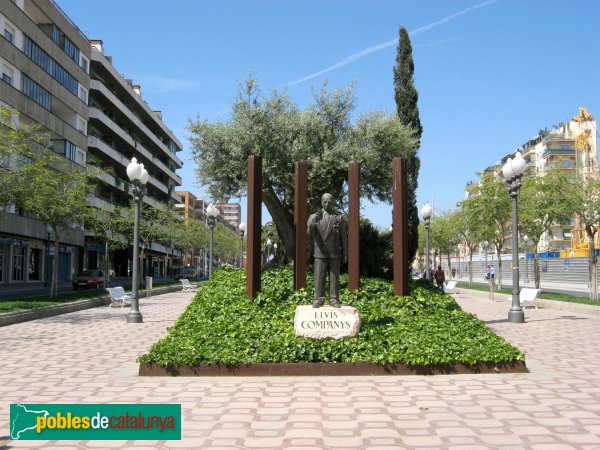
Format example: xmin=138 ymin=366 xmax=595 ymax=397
xmin=542 ymin=132 xmax=576 ymax=144
xmin=542 ymin=148 xmax=575 ymax=159
xmin=89 ymin=79 xmax=183 ymax=167
xmin=88 ymin=107 xmax=182 ymax=186
xmin=90 ymin=48 xmax=183 ymax=149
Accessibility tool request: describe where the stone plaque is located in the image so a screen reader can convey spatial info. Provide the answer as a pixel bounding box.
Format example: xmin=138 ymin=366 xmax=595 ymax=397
xmin=294 ymin=305 xmax=361 ymax=339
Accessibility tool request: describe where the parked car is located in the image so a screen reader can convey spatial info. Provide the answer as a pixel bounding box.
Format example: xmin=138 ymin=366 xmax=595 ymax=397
xmin=173 ymin=265 xmax=197 ymax=280
xmin=73 ymin=270 xmax=105 ymax=290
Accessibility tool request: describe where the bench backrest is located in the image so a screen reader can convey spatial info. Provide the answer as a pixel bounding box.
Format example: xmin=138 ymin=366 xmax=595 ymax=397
xmin=520 ymin=288 xmax=540 ymax=301
xmin=446 ymin=281 xmax=457 ymax=290
xmin=107 ymin=286 xmax=127 ymax=298
xmin=181 ymin=279 xmax=191 ymax=287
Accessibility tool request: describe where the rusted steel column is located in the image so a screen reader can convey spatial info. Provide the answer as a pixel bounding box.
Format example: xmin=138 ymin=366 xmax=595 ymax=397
xmin=393 ymin=158 xmax=409 ymax=297
xmin=294 ymin=162 xmax=308 ymax=290
xmin=348 ymin=162 xmax=360 ymax=292
xmin=246 ymin=155 xmax=262 ymax=299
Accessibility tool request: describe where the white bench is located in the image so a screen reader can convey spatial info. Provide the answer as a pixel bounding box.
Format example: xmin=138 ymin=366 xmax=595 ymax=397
xmin=445 ymin=280 xmax=457 ymax=294
xmin=507 ymin=288 xmax=541 ymax=309
xmin=106 ymin=287 xmax=133 ymax=307
xmin=180 ymin=279 xmax=199 ymax=292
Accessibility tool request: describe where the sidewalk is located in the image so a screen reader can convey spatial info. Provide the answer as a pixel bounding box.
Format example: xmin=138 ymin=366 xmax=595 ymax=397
xmin=1 ymin=289 xmax=599 ymax=448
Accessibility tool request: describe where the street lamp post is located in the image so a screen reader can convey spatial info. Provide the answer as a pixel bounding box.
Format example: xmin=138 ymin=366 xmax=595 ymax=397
xmin=502 ymin=151 xmax=527 ymax=323
xmin=126 ymin=157 xmax=149 ymax=323
xmin=206 ymin=203 xmax=218 ymax=277
xmin=524 ymin=235 xmax=529 ymax=284
xmin=238 ymin=221 xmax=246 ymax=268
xmin=421 ymin=203 xmax=433 ymax=281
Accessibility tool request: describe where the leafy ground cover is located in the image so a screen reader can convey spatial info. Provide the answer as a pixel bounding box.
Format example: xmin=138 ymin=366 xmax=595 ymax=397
xmin=456 ymin=282 xmax=599 ymax=306
xmin=139 ymin=267 xmax=524 ymax=367
xmin=0 ymin=281 xmax=181 ymax=314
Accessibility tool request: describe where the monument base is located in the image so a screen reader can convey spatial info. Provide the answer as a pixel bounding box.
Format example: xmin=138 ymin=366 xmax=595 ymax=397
xmin=294 ymin=305 xmax=361 ymax=339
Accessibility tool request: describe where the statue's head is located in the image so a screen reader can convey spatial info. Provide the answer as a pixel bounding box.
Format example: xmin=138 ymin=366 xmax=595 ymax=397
xmin=321 ymin=193 xmax=335 ymax=213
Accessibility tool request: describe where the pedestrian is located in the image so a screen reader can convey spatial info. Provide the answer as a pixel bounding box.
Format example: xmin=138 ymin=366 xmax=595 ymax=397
xmin=490 ymin=265 xmax=495 ymax=280
xmin=451 ymin=267 xmax=456 ymax=279
xmin=434 ymin=265 xmax=445 ymax=292
xmin=485 ymin=265 xmax=490 ymax=280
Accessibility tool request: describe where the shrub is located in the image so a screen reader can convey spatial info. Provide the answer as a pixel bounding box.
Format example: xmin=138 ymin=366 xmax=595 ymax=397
xmin=138 ymin=267 xmax=524 ymax=367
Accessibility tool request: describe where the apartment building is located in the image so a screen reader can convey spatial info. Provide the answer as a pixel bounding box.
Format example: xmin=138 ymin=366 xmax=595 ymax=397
xmin=0 ymin=0 xmax=90 ymax=284
xmin=517 ymin=116 xmax=597 ymax=252
xmin=86 ymin=39 xmax=183 ymax=277
xmin=175 ymin=191 xmax=206 ymax=270
xmin=217 ymin=202 xmax=241 ymax=228
xmin=0 ymin=0 xmax=183 ymax=284
xmin=468 ymin=112 xmax=598 ymax=256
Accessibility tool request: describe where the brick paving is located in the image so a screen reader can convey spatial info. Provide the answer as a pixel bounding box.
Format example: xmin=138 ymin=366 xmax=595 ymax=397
xmin=0 ymin=290 xmax=599 ymax=449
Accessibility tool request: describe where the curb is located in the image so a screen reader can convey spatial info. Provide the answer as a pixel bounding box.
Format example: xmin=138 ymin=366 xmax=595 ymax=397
xmin=0 ymin=286 xmax=182 ymax=327
xmin=139 ymin=361 xmax=528 ymax=377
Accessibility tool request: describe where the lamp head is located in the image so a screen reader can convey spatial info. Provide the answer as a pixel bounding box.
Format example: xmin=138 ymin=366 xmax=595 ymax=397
xmin=126 ymin=157 xmax=142 ymax=181
xmin=421 ymin=202 xmax=432 ymax=219
xmin=502 ymin=157 xmax=514 ymax=180
xmin=511 ymin=151 xmax=527 ymax=176
xmin=238 ymin=221 xmax=246 ymax=233
xmin=206 ymin=203 xmax=218 ymax=218
xmin=139 ymin=164 xmax=149 ymax=185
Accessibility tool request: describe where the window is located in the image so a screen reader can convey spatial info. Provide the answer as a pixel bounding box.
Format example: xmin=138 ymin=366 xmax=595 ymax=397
xmin=77 ymin=116 xmax=87 ymax=134
xmin=65 ymin=141 xmax=77 ymax=162
xmin=63 ymin=36 xmax=79 ymax=63
xmin=2 ymin=65 xmax=13 ymax=85
xmin=79 ymin=54 xmax=89 ymax=73
xmin=21 ymin=74 xmax=52 ymax=110
xmin=78 ymin=85 xmax=88 ymax=103
xmin=3 ymin=28 xmax=14 ymax=43
xmin=23 ymin=35 xmax=78 ymax=96
xmin=12 ymin=246 xmax=25 ymax=281
xmin=28 ymin=248 xmax=41 ymax=280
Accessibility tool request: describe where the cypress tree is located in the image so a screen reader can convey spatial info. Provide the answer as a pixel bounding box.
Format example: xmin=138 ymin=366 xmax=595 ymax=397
xmin=393 ymin=26 xmax=422 ymax=267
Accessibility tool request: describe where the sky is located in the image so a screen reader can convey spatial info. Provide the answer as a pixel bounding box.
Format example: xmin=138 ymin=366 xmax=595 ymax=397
xmin=57 ymin=0 xmax=600 ymax=229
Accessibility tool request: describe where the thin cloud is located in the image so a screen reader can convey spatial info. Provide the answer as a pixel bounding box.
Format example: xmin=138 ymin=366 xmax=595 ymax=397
xmin=287 ymin=0 xmax=499 ymax=87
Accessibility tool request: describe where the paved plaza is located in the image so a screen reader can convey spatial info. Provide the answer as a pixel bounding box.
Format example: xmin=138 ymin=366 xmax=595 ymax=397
xmin=0 ymin=289 xmax=599 ymax=449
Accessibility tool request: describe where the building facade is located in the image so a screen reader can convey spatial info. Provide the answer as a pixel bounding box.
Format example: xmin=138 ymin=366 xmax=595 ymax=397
xmin=1 ymin=0 xmax=90 ymax=284
xmin=0 ymin=0 xmax=183 ymax=284
xmin=216 ymin=202 xmax=241 ymax=228
xmin=467 ymin=111 xmax=598 ymax=257
xmin=86 ymin=39 xmax=183 ymax=277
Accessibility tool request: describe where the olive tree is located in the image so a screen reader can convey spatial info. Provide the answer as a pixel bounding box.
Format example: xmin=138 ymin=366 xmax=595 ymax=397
xmin=188 ymin=78 xmax=416 ymax=265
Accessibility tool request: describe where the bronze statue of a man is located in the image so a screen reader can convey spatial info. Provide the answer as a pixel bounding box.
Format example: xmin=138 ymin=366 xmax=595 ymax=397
xmin=308 ymin=193 xmax=348 ymax=308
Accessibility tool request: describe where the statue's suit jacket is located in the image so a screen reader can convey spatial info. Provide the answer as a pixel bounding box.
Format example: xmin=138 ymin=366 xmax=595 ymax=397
xmin=308 ymin=210 xmax=348 ymax=260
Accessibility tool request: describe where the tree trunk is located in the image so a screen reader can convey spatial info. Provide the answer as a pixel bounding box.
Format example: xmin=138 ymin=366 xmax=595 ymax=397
xmin=533 ymin=242 xmax=541 ymax=289
xmin=104 ymin=240 xmax=110 ymax=288
xmin=468 ymin=251 xmax=473 ymax=286
xmin=587 ymin=227 xmax=598 ymax=301
xmin=263 ymin=187 xmax=295 ymax=265
xmin=496 ymin=247 xmax=503 ymax=290
xmin=51 ymin=229 xmax=59 ymax=298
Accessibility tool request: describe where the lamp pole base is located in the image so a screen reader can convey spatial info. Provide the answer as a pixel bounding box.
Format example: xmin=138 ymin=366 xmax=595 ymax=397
xmin=507 ymin=309 xmax=525 ymax=323
xmin=126 ymin=311 xmax=143 ymax=323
